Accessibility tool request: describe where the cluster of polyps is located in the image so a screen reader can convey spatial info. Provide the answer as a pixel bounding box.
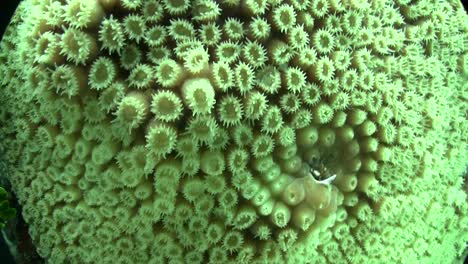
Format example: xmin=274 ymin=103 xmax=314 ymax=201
xmin=279 ymin=159 xmax=339 ymax=232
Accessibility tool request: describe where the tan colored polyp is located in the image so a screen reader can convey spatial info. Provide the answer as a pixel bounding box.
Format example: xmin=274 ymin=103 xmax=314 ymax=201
xmin=303 ymin=176 xmax=331 ymax=210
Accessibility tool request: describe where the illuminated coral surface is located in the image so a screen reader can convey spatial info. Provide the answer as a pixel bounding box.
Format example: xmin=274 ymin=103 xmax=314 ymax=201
xmin=0 ymin=0 xmax=467 ymax=263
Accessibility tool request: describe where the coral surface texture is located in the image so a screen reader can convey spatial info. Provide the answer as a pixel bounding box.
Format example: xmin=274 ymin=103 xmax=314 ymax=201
xmin=0 ymin=0 xmax=467 ymax=263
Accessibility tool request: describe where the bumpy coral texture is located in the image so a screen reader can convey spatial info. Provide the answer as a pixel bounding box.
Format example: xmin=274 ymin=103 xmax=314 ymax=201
xmin=0 ymin=0 xmax=467 ymax=263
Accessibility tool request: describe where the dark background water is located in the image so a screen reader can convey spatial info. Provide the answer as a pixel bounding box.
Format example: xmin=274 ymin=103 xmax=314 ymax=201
xmin=0 ymin=235 xmax=14 ymax=264
xmin=0 ymin=0 xmax=21 ymax=39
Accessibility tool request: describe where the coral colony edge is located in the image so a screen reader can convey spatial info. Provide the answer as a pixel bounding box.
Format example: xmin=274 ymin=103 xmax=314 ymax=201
xmin=0 ymin=0 xmax=467 ymax=263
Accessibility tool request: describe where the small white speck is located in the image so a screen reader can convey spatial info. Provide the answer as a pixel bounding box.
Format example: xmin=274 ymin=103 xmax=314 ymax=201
xmin=311 ymin=174 xmax=336 ymax=186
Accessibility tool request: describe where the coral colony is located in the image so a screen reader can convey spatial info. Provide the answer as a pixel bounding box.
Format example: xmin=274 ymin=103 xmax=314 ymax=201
xmin=0 ymin=0 xmax=467 ymax=263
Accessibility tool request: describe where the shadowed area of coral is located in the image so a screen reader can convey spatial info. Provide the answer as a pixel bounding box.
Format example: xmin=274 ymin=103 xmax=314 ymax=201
xmin=1 ymin=161 xmax=43 ymax=264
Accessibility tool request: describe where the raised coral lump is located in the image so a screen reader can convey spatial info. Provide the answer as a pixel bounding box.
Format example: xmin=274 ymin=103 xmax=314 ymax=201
xmin=0 ymin=0 xmax=467 ymax=263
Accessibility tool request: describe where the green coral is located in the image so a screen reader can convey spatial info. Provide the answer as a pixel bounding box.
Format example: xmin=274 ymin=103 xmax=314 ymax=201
xmin=0 ymin=0 xmax=467 ymax=263
xmin=0 ymin=187 xmax=16 ymax=228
